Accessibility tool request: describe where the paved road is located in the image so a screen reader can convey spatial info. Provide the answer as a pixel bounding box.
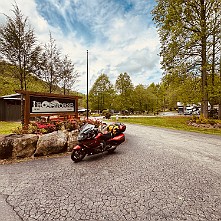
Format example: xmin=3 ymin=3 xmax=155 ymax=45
xmin=0 ymin=124 xmax=221 ymax=221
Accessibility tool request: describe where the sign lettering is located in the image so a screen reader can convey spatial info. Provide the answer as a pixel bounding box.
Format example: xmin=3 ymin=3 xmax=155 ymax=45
xmin=30 ymin=97 xmax=75 ymax=113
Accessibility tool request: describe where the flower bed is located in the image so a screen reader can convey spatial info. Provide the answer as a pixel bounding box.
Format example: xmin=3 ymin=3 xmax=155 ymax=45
xmin=188 ymin=116 xmax=221 ymax=129
xmin=0 ymin=118 xmax=103 ymax=161
xmin=12 ymin=118 xmax=103 ymax=135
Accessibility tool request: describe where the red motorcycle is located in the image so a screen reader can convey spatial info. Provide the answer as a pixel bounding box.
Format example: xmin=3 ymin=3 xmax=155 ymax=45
xmin=71 ymin=123 xmax=126 ymax=162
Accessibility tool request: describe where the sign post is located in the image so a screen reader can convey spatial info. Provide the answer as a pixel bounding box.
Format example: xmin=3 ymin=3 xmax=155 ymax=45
xmin=87 ymin=50 xmax=89 ymax=120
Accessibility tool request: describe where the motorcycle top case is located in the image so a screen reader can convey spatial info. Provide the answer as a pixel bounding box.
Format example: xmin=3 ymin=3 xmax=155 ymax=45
xmin=117 ymin=123 xmax=126 ymax=132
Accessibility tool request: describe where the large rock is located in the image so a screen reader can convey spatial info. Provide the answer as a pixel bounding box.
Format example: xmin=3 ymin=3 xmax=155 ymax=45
xmin=34 ymin=130 xmax=68 ymax=156
xmin=12 ymin=134 xmax=39 ymax=158
xmin=67 ymin=129 xmax=79 ymax=152
xmin=0 ymin=135 xmax=14 ymax=159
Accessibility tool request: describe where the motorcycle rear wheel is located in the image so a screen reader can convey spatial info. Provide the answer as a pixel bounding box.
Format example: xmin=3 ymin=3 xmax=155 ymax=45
xmin=71 ymin=149 xmax=86 ymax=162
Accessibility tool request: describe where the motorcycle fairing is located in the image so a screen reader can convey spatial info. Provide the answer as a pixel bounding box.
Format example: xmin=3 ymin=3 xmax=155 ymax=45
xmin=73 ymin=145 xmax=82 ymax=150
xmin=95 ymin=133 xmax=103 ymax=139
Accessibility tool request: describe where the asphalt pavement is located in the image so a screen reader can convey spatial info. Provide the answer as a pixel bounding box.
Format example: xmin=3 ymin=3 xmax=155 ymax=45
xmin=0 ymin=124 xmax=221 ymax=220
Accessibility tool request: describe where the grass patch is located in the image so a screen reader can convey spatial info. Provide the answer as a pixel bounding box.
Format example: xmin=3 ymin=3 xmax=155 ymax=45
xmin=1 ymin=117 xmax=221 ymax=136
xmin=0 ymin=121 xmax=21 ymax=135
xmin=114 ymin=116 xmax=221 ymax=136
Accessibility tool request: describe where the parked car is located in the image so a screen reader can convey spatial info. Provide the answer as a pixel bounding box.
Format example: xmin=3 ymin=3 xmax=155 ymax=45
xmin=192 ymin=110 xmax=200 ymax=115
xmin=184 ymin=107 xmax=193 ymax=115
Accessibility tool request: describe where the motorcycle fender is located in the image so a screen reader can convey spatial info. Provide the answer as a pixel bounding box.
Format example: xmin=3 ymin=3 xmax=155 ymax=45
xmin=73 ymin=145 xmax=82 ymax=150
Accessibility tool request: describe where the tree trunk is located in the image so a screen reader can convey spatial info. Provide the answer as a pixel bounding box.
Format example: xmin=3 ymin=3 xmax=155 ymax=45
xmin=200 ymin=0 xmax=208 ymax=118
xmin=210 ymin=33 xmax=216 ymax=110
xmin=219 ymin=54 xmax=221 ymax=120
xmin=19 ymin=69 xmax=25 ymax=125
xmin=219 ymin=103 xmax=221 ymax=120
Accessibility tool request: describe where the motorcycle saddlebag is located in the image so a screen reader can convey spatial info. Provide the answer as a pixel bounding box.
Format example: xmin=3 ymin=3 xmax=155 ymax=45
xmin=111 ymin=133 xmax=125 ymax=144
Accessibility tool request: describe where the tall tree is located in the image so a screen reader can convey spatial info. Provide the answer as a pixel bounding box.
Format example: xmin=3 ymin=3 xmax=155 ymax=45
xmin=0 ymin=3 xmax=41 ymax=124
xmin=0 ymin=4 xmax=41 ymax=90
xmin=115 ymin=72 xmax=134 ymax=111
xmin=152 ymin=0 xmax=221 ymax=118
xmin=162 ymin=67 xmax=201 ymax=107
xmin=38 ymin=33 xmax=61 ymax=93
xmin=132 ymin=84 xmax=148 ymax=113
xmin=89 ymin=74 xmax=115 ymax=112
xmin=59 ymin=55 xmax=79 ymax=95
xmin=146 ymin=83 xmax=161 ymax=113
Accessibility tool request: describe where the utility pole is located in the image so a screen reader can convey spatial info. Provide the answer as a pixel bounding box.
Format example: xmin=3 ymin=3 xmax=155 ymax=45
xmin=87 ymin=50 xmax=89 ymax=119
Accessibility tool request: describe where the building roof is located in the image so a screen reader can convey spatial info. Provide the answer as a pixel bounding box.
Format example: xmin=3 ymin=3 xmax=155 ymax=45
xmin=0 ymin=93 xmax=22 ymax=100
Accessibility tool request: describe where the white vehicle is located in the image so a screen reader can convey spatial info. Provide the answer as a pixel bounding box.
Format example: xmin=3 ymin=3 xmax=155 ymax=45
xmin=184 ymin=106 xmax=193 ymax=115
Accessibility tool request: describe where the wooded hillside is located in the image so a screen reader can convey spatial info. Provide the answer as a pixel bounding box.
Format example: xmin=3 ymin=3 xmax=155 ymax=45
xmin=0 ymin=61 xmax=66 ymax=96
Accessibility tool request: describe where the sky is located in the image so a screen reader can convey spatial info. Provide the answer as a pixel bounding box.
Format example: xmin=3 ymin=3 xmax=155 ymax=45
xmin=0 ymin=0 xmax=162 ymax=94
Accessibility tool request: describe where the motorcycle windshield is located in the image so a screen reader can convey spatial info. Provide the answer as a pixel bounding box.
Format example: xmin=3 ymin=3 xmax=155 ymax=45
xmin=78 ymin=124 xmax=95 ymax=141
xmin=80 ymin=124 xmax=95 ymax=135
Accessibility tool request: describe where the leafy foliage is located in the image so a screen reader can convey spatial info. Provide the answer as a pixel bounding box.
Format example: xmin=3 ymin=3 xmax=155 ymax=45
xmin=59 ymin=55 xmax=79 ymax=95
xmin=115 ymin=72 xmax=134 ymax=111
xmin=0 ymin=3 xmax=41 ymax=91
xmin=88 ymin=72 xmax=166 ymax=114
xmin=89 ymin=73 xmax=115 ymax=112
xmin=152 ymin=0 xmax=221 ymax=118
xmin=37 ymin=33 xmax=61 ymax=93
xmin=0 ymin=62 xmax=56 ymax=96
xmin=11 ymin=118 xmax=101 ymax=135
xmin=0 ymin=5 xmax=80 ymax=97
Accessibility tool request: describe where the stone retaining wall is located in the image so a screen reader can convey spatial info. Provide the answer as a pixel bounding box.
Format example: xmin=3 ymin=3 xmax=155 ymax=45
xmin=0 ymin=130 xmax=78 ymax=160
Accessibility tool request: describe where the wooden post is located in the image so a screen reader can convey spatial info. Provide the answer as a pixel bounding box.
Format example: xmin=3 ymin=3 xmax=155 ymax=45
xmin=76 ymin=97 xmax=79 ymax=119
xmin=24 ymin=92 xmax=30 ymax=126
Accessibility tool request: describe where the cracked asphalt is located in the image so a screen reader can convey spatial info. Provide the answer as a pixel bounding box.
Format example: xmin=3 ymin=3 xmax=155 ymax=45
xmin=0 ymin=123 xmax=221 ymax=221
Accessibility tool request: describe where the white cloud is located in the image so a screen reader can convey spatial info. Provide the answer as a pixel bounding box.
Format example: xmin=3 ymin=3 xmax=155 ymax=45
xmin=0 ymin=0 xmax=162 ymax=94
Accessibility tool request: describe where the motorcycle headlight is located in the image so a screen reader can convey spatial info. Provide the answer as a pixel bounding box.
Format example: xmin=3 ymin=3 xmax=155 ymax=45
xmin=78 ymin=134 xmax=85 ymax=141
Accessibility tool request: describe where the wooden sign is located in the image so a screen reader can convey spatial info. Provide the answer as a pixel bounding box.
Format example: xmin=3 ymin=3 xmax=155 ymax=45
xmin=16 ymin=90 xmax=81 ymax=125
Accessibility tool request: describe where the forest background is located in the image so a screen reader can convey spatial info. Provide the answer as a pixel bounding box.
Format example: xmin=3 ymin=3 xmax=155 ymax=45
xmin=0 ymin=1 xmax=221 ymax=119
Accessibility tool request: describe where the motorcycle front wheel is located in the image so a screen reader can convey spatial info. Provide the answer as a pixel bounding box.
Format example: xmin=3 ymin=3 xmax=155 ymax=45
xmin=71 ymin=148 xmax=86 ymax=162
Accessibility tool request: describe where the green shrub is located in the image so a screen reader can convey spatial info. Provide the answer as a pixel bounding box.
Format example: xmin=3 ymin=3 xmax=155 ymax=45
xmin=12 ymin=118 xmax=103 ymax=135
xmin=198 ymin=116 xmax=208 ymax=124
xmin=64 ymin=120 xmax=78 ymax=131
xmin=191 ymin=115 xmax=198 ymax=123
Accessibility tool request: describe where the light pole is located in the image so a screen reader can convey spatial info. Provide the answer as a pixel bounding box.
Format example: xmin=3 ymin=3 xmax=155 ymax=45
xmin=86 ymin=50 xmax=89 ymax=119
